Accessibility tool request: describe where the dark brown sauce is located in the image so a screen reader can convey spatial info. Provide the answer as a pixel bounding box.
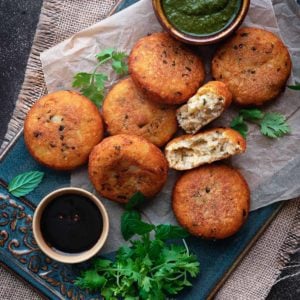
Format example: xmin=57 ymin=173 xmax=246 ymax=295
xmin=40 ymin=194 xmax=103 ymax=253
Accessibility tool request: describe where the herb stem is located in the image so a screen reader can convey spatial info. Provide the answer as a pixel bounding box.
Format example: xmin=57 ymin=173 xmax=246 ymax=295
xmin=182 ymin=239 xmax=189 ymax=255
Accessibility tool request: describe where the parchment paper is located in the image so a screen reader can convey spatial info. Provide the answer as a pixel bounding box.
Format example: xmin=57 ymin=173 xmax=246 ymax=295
xmin=40 ymin=0 xmax=300 ymax=253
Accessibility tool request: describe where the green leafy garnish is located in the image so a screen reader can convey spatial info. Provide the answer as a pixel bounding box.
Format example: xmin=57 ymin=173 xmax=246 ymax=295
xmin=121 ymin=210 xmax=155 ymax=241
xmin=239 ymin=108 xmax=264 ymax=121
xmin=155 ymin=224 xmax=189 ymax=240
xmin=72 ymin=48 xmax=128 ymax=107
xmin=260 ymin=112 xmax=291 ymax=138
xmin=287 ymin=84 xmax=300 ymax=91
xmin=231 ymin=108 xmax=290 ymax=139
xmin=230 ymin=115 xmax=248 ymax=138
xmin=125 ymin=191 xmax=145 ymax=210
xmin=8 ymin=171 xmax=44 ymax=197
xmin=75 ymin=195 xmax=200 ymax=299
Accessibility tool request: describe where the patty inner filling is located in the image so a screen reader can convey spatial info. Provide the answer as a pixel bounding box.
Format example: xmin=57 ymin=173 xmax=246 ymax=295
xmin=167 ymin=131 xmax=242 ymax=169
xmin=177 ymin=92 xmax=224 ymax=134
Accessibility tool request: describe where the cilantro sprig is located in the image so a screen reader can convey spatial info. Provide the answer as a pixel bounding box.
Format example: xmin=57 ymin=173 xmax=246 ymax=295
xmin=231 ymin=108 xmax=290 ymax=139
xmin=72 ymin=48 xmax=128 ymax=107
xmin=75 ymin=193 xmax=200 ymax=299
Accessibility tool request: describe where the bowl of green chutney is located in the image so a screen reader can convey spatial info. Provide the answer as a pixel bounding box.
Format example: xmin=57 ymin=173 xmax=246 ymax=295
xmin=153 ymin=0 xmax=250 ymax=45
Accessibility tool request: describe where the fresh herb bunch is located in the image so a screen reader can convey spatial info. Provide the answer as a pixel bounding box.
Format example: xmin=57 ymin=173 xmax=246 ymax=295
xmin=75 ymin=193 xmax=200 ymax=299
xmin=231 ymin=108 xmax=290 ymax=139
xmin=72 ymin=48 xmax=128 ymax=107
xmin=8 ymin=171 xmax=44 ymax=197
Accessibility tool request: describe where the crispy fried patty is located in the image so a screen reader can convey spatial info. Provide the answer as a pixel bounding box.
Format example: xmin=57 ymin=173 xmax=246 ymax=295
xmin=88 ymin=134 xmax=168 ymax=203
xmin=24 ymin=91 xmax=103 ymax=170
xmin=103 ymin=77 xmax=178 ymax=147
xmin=129 ymin=32 xmax=205 ymax=105
xmin=173 ymin=164 xmax=250 ymax=239
xmin=212 ymin=27 xmax=292 ymax=106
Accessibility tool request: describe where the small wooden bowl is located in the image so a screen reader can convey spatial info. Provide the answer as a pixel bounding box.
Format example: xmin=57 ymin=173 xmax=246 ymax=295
xmin=152 ymin=0 xmax=250 ymax=45
xmin=32 ymin=187 xmax=109 ymax=264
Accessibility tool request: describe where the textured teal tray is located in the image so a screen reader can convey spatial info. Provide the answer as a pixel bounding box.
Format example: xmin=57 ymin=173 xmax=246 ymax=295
xmin=0 ymin=1 xmax=282 ymax=299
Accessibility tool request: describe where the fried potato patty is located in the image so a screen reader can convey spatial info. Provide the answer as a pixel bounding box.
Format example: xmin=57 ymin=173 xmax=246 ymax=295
xmin=173 ymin=164 xmax=250 ymax=239
xmin=129 ymin=32 xmax=205 ymax=105
xmin=24 ymin=91 xmax=103 ymax=170
xmin=212 ymin=27 xmax=292 ymax=106
xmin=103 ymin=77 xmax=178 ymax=147
xmin=88 ymin=134 xmax=168 ymax=203
xmin=177 ymin=81 xmax=232 ymax=134
xmin=165 ymin=128 xmax=246 ymax=170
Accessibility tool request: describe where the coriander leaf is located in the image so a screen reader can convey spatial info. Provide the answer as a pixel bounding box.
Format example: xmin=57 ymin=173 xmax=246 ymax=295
xmin=230 ymin=115 xmax=248 ymax=138
xmin=240 ymin=108 xmax=264 ymax=121
xmin=121 ymin=210 xmax=141 ymax=240
xmin=96 ymin=48 xmax=115 ymax=62
xmin=112 ymin=60 xmax=124 ymax=75
xmin=112 ymin=52 xmax=127 ymax=61
xmin=148 ymin=239 xmax=164 ymax=259
xmin=141 ymin=276 xmax=152 ymax=293
xmin=75 ymin=269 xmax=106 ymax=291
xmin=72 ymin=72 xmax=92 ymax=88
xmin=72 ymin=72 xmax=107 ymax=107
xmin=94 ymin=259 xmax=112 ymax=270
xmin=112 ymin=59 xmax=128 ymax=75
xmin=155 ymin=224 xmax=189 ymax=240
xmin=94 ymin=73 xmax=108 ymax=89
xmin=287 ymin=84 xmax=300 ymax=91
xmin=80 ymin=83 xmax=105 ymax=107
xmin=125 ymin=191 xmax=145 ymax=210
xmin=121 ymin=210 xmax=155 ymax=240
xmin=260 ymin=112 xmax=291 ymax=138
xmin=8 ymin=171 xmax=44 ymax=197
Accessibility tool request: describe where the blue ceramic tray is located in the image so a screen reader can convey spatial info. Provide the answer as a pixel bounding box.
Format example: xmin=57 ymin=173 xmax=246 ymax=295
xmin=0 ymin=1 xmax=282 ymax=299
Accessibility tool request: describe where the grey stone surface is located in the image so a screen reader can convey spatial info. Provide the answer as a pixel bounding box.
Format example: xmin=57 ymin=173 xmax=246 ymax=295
xmin=0 ymin=0 xmax=43 ymax=142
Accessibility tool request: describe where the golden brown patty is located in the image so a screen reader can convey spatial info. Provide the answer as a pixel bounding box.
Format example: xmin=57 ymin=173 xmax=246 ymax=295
xmin=173 ymin=164 xmax=250 ymax=239
xmin=212 ymin=27 xmax=292 ymax=106
xmin=129 ymin=32 xmax=205 ymax=105
xmin=88 ymin=134 xmax=168 ymax=203
xmin=103 ymin=77 xmax=178 ymax=147
xmin=24 ymin=91 xmax=103 ymax=170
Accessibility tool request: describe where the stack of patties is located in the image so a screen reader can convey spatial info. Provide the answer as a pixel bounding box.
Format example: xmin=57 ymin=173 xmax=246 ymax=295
xmin=24 ymin=28 xmax=291 ymax=240
xmin=89 ymin=32 xmax=206 ymax=203
xmin=165 ymin=27 xmax=291 ymax=239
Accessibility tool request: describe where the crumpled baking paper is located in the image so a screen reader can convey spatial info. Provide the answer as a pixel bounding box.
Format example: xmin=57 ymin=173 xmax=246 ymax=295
xmin=40 ymin=0 xmax=300 ymax=253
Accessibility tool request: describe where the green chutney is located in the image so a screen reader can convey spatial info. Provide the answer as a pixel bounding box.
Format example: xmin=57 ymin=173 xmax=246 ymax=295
xmin=162 ymin=0 xmax=241 ymax=36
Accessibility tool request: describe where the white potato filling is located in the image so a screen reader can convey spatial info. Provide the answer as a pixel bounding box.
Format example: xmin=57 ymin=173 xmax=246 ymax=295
xmin=166 ymin=131 xmax=242 ymax=170
xmin=177 ymin=92 xmax=225 ymax=134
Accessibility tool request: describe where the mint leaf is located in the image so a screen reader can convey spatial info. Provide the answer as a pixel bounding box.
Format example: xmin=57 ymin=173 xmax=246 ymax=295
xmin=155 ymin=224 xmax=189 ymax=240
xmin=8 ymin=171 xmax=44 ymax=197
xmin=125 ymin=192 xmax=145 ymax=210
xmin=260 ymin=112 xmax=290 ymax=138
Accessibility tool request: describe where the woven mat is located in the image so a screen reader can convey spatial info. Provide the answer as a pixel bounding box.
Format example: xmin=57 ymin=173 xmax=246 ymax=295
xmin=1 ymin=0 xmax=300 ymax=299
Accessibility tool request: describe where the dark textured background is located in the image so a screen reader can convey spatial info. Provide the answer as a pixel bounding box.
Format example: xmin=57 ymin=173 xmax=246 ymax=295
xmin=0 ymin=0 xmax=43 ymax=142
xmin=0 ymin=0 xmax=299 ymax=299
